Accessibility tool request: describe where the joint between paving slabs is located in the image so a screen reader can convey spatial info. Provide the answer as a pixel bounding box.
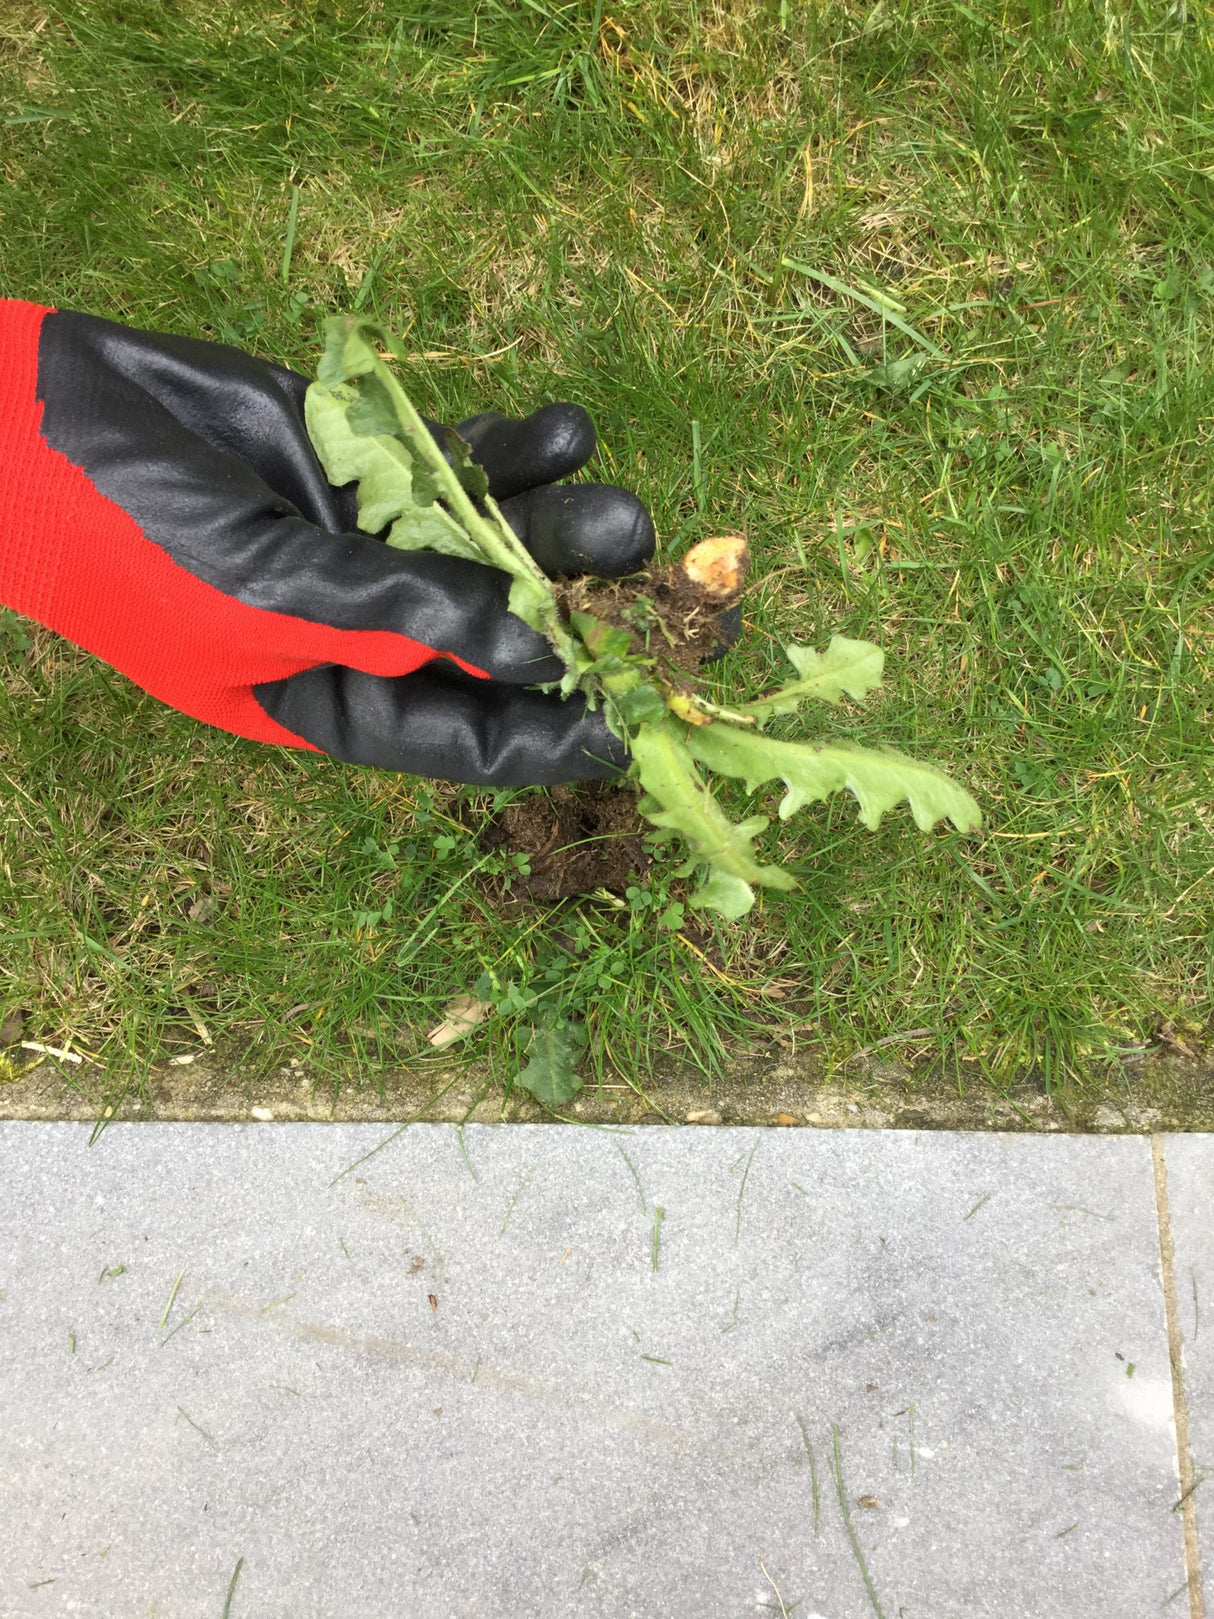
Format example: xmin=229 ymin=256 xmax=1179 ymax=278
xmin=1152 ymin=1134 xmax=1206 ymax=1619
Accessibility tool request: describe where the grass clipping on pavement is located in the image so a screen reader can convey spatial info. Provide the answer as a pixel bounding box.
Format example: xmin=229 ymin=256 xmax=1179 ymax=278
xmin=307 ymin=314 xmax=981 ymax=925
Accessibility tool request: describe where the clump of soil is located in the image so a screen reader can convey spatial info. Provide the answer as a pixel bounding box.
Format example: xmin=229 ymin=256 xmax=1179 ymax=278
xmin=480 ymin=781 xmax=651 ymax=904
xmin=556 ymin=538 xmax=746 ymax=685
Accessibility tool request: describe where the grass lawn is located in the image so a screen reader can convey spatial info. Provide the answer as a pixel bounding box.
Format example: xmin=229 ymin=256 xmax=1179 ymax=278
xmin=1 ymin=0 xmax=1212 ymax=1118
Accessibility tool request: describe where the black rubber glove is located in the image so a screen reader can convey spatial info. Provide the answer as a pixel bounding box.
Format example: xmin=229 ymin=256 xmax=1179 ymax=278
xmin=0 ymin=300 xmax=655 ymax=785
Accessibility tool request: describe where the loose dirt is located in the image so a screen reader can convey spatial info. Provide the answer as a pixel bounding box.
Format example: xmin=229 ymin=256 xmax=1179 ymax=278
xmin=556 ymin=548 xmax=743 ymax=684
xmin=479 ymin=780 xmax=651 ymax=904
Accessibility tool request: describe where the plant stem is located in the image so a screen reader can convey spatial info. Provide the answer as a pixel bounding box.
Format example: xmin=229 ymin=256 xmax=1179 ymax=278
xmin=368 ymin=354 xmax=577 ymax=668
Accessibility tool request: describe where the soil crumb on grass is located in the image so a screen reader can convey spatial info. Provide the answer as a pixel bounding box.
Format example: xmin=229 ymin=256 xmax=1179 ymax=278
xmin=480 ymin=781 xmax=650 ymax=903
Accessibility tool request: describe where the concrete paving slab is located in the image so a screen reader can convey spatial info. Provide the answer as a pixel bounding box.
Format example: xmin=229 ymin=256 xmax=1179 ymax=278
xmin=1162 ymin=1133 xmax=1214 ymax=1608
xmin=0 ymin=1123 xmax=1186 ymax=1619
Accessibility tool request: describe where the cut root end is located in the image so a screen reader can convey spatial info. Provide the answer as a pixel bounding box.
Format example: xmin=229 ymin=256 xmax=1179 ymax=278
xmin=679 ymin=534 xmax=749 ymax=604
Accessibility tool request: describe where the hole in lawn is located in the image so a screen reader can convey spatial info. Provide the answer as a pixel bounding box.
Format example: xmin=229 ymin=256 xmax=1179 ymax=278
xmin=477 ymin=781 xmax=651 ymax=905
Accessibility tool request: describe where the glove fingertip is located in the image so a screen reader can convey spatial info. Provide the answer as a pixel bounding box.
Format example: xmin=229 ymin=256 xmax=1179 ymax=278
xmin=505 ymin=485 xmax=655 ymax=580
xmin=455 ymin=402 xmax=597 ymax=499
xmin=531 ymin=400 xmax=596 ymax=470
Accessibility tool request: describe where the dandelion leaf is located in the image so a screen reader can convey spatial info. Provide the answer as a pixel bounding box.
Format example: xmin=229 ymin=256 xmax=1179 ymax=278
xmin=345 ymin=370 xmax=403 ymax=440
xmin=738 ymin=636 xmax=885 ymax=720
xmin=516 ymin=1019 xmax=588 ymax=1107
xmin=317 ymin=313 xmax=404 ymax=387
xmin=629 ymin=720 xmax=796 ymax=919
xmin=444 ymin=427 xmax=491 ymax=503
xmin=685 ymin=724 xmax=982 ymax=833
xmin=687 ymin=870 xmax=758 ymax=921
xmin=506 ymin=572 xmax=559 ymax=641
xmin=303 ymin=381 xmax=482 ymax=561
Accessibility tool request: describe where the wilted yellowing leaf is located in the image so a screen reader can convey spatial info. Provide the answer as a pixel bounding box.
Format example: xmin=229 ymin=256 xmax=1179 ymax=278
xmin=426 ymin=994 xmax=489 ymax=1049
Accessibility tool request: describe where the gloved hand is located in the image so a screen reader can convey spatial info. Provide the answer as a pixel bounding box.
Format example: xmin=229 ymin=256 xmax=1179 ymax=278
xmin=0 ymin=299 xmax=656 ymax=785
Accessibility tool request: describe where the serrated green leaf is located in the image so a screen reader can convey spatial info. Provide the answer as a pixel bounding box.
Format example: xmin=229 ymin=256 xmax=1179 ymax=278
xmin=345 ymin=371 xmax=404 ymax=439
xmin=688 ymin=870 xmax=756 ymax=920
xmin=0 ymin=606 xmax=32 ymax=653
xmin=411 ymin=463 xmax=439 ymax=507
xmin=569 ymin=612 xmax=634 ymax=661
xmin=610 ymin=682 xmax=668 ymax=728
xmin=685 ymin=723 xmax=982 ymax=833
xmin=506 ymin=572 xmax=558 ymax=639
xmin=317 ymin=314 xmax=381 ymax=385
xmin=444 ymin=427 xmax=491 ymax=503
xmin=515 ymin=1019 xmax=588 ymax=1107
xmin=737 ymin=636 xmax=884 ymax=720
xmin=383 ymin=508 xmax=484 ymax=559
xmin=304 ymin=381 xmax=482 ymax=560
xmin=309 ymin=318 xmax=576 ymax=674
xmin=629 ymin=721 xmax=796 ymax=919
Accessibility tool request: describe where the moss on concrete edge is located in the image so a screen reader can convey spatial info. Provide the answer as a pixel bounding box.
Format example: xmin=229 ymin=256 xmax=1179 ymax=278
xmin=2 ymin=1047 xmax=1210 ymax=1133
